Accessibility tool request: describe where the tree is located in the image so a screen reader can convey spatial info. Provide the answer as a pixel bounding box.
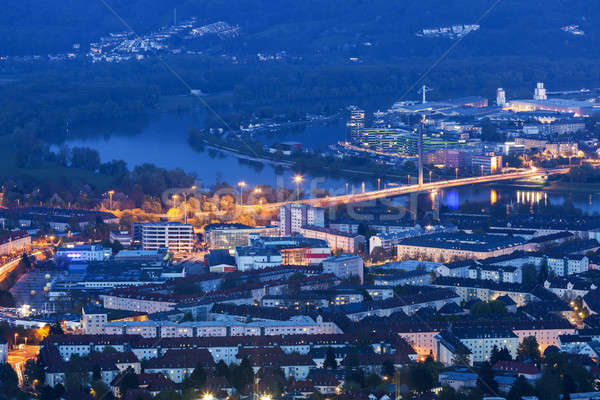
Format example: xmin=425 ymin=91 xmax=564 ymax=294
xmin=477 ymin=362 xmax=499 ymax=395
xmin=470 ymin=300 xmax=506 ymax=315
xmin=323 ymin=347 xmax=338 ymax=369
xmin=23 ymin=359 xmax=45 ymax=387
xmin=364 ymin=372 xmax=382 ymax=388
xmin=521 ymin=263 xmax=538 ymax=286
xmin=518 ymin=336 xmax=541 ymax=364
xmin=400 ymin=362 xmax=435 ymax=394
xmin=118 ymin=367 xmax=139 ymax=396
xmin=438 ymin=385 xmax=459 ymax=400
xmin=173 ymin=280 xmax=201 ymax=296
xmin=0 ymin=363 xmax=20 ymax=398
xmin=21 ymin=253 xmax=32 ymax=270
xmin=92 ymin=364 xmax=102 ymax=381
xmin=184 ymin=362 xmax=207 ymax=389
xmin=507 ymin=376 xmax=535 ymax=400
xmin=370 ymin=246 xmax=387 ymax=263
xmin=452 ymin=346 xmax=471 ymax=366
xmin=0 ymin=290 xmax=16 ymax=307
xmin=382 ymin=359 xmax=396 ymax=378
xmin=64 ymin=354 xmax=90 ymax=392
xmin=538 ymin=258 xmax=549 ymax=282
xmin=91 ymin=380 xmax=110 ymax=400
xmin=49 ymin=321 xmax=64 ymax=335
xmin=229 ymin=357 xmax=254 ymax=391
xmin=157 ymin=391 xmax=181 ymax=400
xmin=215 ymin=360 xmax=229 ymax=378
xmin=490 ymin=346 xmax=512 ymax=364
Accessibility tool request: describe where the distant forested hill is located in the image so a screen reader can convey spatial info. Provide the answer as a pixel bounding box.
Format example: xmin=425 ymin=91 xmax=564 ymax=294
xmin=1 ymin=0 xmax=600 ymax=58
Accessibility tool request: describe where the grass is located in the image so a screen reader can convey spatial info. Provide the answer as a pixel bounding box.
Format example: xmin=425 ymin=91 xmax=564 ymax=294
xmin=0 ymin=135 xmax=114 ymax=188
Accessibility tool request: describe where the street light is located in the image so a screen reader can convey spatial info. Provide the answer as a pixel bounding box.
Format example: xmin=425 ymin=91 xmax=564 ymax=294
xmin=293 ymin=175 xmax=303 ymax=201
xmin=14 ymin=333 xmax=18 ymax=349
xmin=407 ymin=174 xmax=411 ymax=185
xmin=238 ymin=181 xmax=246 ymax=206
xmin=181 ymin=186 xmax=196 ymax=225
xmin=455 ymin=167 xmax=459 ymax=180
xmin=107 ymin=190 xmax=115 ymax=210
xmin=429 ymin=170 xmax=433 ymax=183
xmin=377 ymin=178 xmax=381 ymax=191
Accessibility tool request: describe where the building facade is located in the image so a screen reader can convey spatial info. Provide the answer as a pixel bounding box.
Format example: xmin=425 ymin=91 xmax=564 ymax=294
xmin=279 ymin=204 xmax=325 ymax=236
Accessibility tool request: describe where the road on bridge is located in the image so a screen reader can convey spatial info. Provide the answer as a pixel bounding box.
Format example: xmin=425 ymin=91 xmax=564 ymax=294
xmin=244 ymin=167 xmax=569 ymax=210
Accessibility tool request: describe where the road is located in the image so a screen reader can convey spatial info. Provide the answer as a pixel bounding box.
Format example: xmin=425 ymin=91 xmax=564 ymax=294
xmin=245 ymin=167 xmax=569 ymax=210
xmin=0 ymin=250 xmax=45 ymax=283
xmin=7 ymin=345 xmax=39 ymax=386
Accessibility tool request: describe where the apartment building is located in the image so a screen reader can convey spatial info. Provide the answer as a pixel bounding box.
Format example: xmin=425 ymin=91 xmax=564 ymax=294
xmin=299 ymin=226 xmax=365 ymax=254
xmin=137 ymin=222 xmax=194 ymax=253
xmin=279 ymin=204 xmax=325 ymax=236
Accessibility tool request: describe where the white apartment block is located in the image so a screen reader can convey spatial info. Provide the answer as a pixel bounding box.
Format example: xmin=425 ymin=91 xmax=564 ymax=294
xmin=101 ymin=294 xmax=177 ymax=314
xmin=102 ymin=316 xmax=341 ymax=339
xmin=548 ymin=255 xmax=589 ymax=276
xmin=81 ymin=308 xmax=107 ymax=334
xmin=436 ymin=329 xmax=519 ymax=365
xmin=0 ymin=231 xmax=31 ymax=256
xmin=299 ymin=226 xmax=365 ymax=254
xmin=0 ymin=340 xmax=7 ymax=363
xmin=140 ymin=222 xmax=194 ymax=253
xmin=322 ymin=255 xmax=364 ymax=284
xmin=279 ymin=204 xmax=325 ymax=236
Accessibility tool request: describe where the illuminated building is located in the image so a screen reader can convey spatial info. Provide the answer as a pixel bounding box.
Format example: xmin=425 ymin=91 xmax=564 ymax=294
xmin=205 ymin=223 xmax=278 ymax=251
xmin=279 ymin=204 xmax=324 ymax=236
xmin=496 ymin=87 xmax=506 ymax=106
xmin=346 ymin=107 xmax=365 ymax=142
xmin=534 ymin=82 xmax=547 ymax=100
xmin=139 ymin=222 xmax=194 ymax=253
xmin=55 ymin=244 xmax=111 ymax=262
xmin=471 ymin=154 xmax=502 ymax=175
xmin=505 ymin=98 xmax=600 ymax=116
xmin=0 ymin=230 xmax=31 ymax=256
xmin=0 ymin=338 xmax=6 ymax=363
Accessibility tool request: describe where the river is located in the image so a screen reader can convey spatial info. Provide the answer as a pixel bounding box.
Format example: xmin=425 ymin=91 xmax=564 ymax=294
xmin=63 ymin=112 xmax=600 ymax=214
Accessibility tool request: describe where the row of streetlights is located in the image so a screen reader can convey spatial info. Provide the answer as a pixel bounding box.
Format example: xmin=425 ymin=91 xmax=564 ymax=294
xmin=238 ymin=174 xmax=303 ymax=205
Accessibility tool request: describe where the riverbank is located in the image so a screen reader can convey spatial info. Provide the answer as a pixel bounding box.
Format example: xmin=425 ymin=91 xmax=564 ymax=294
xmin=188 ymin=127 xmax=418 ymax=181
xmin=494 ymin=180 xmax=600 ymax=193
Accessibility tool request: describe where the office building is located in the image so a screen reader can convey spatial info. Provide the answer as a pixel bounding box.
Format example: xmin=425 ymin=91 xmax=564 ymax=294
xmin=110 ymin=230 xmax=132 ymax=247
xmin=55 ymin=245 xmax=112 ymax=262
xmin=346 ymin=107 xmax=365 ymax=143
xmin=471 ymin=154 xmax=502 ymax=175
xmin=496 ymin=88 xmax=506 ymax=106
xmin=244 ymin=234 xmax=330 ymax=266
xmin=534 ymin=82 xmax=547 ymax=101
xmin=279 ymin=204 xmax=325 ymax=236
xmin=204 ymin=223 xmax=278 ymax=251
xmin=235 ymin=246 xmax=283 ymax=271
xmin=139 ymin=222 xmax=194 ymax=253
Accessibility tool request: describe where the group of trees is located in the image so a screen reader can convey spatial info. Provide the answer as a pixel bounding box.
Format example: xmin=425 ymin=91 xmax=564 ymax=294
xmin=469 ymin=300 xmax=507 ymax=315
